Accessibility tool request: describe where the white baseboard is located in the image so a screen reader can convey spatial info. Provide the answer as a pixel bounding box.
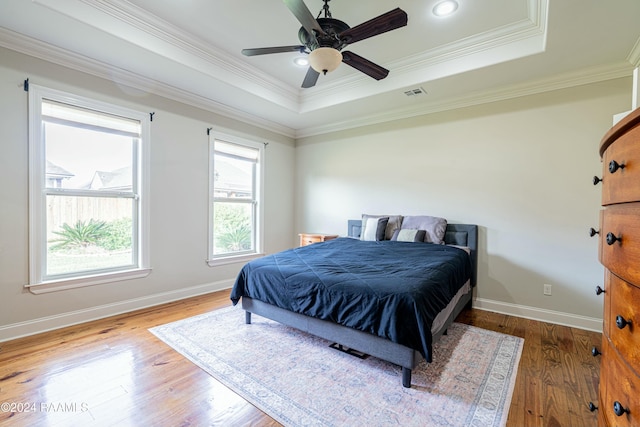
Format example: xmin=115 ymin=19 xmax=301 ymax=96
xmin=474 ymin=297 xmax=603 ymax=332
xmin=0 ymin=279 xmax=235 ymax=342
xmin=1 ymin=287 xmax=603 ymax=343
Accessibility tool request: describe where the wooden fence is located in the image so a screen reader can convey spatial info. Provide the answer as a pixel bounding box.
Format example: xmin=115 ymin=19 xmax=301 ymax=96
xmin=46 ymin=195 xmax=132 ymax=237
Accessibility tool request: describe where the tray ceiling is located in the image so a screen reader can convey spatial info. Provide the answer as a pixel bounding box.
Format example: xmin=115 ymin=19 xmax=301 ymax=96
xmin=1 ymin=0 xmax=638 ymax=137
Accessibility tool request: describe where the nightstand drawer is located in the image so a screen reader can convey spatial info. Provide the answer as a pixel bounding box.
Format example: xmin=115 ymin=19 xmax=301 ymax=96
xmin=298 ymin=233 xmax=339 ymax=247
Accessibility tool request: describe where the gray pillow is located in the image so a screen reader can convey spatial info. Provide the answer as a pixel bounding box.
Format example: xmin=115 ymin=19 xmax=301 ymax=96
xmin=361 ymin=214 xmax=403 ymax=240
xmin=400 ymin=215 xmax=447 ymax=244
xmin=391 ymin=229 xmax=426 ymax=242
xmin=361 ymin=216 xmax=389 ymax=241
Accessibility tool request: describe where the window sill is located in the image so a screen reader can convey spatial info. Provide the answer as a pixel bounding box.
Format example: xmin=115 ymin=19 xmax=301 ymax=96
xmin=207 ymin=253 xmax=264 ymax=267
xmin=26 ymin=268 xmax=152 ymax=294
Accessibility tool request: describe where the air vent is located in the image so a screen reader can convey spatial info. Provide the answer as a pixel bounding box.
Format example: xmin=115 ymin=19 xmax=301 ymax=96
xmin=404 ymin=87 xmax=427 ymax=97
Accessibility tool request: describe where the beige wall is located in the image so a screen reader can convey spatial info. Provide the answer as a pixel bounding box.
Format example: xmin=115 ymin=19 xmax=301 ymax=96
xmin=0 ymin=44 xmax=633 ymax=338
xmin=295 ymin=78 xmax=632 ymax=328
xmin=0 ymin=47 xmax=295 ymax=339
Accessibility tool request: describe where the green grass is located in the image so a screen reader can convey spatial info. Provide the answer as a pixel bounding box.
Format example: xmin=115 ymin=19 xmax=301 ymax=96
xmin=47 ymin=249 xmax=133 ymax=276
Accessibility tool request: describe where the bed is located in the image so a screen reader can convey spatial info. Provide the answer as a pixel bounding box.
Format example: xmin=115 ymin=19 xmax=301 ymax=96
xmin=230 ymin=219 xmax=478 ymax=388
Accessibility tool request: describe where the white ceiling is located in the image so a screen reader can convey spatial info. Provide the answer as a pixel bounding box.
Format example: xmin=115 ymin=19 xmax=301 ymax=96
xmin=1 ymin=0 xmax=639 ymax=138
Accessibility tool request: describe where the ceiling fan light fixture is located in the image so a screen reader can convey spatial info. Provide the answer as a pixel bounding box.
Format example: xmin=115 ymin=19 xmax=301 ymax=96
xmin=309 ymin=47 xmax=343 ymax=75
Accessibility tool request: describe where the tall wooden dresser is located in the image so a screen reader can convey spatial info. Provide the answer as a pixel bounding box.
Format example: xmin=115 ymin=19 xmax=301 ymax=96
xmin=593 ymin=107 xmax=640 ymax=426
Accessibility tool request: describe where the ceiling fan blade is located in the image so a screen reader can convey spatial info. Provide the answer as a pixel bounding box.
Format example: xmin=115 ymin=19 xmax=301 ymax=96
xmin=341 ymin=51 xmax=389 ymax=80
xmin=301 ymin=67 xmax=320 ymax=88
xmin=242 ymin=46 xmax=306 ymax=56
xmin=339 ymin=8 xmax=408 ymax=45
xmin=283 ymin=0 xmax=325 ymax=37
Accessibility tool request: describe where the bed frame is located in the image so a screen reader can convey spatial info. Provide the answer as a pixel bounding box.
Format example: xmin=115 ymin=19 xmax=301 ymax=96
xmin=242 ymin=221 xmax=478 ymax=388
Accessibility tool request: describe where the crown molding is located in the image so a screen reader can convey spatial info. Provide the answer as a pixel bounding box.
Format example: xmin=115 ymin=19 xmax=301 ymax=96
xmin=0 ymin=27 xmax=296 ymax=138
xmin=2 ymin=25 xmax=631 ymax=141
xmin=628 ymin=36 xmax=640 ymax=67
xmin=35 ymin=0 xmax=301 ymax=111
xmin=296 ymin=62 xmax=633 ymax=138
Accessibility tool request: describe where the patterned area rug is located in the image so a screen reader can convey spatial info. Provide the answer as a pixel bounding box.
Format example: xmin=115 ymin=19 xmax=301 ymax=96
xmin=150 ymin=306 xmax=523 ymax=427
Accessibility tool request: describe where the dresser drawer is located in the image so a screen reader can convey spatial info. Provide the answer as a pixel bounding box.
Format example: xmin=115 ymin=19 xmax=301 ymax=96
xmin=601 ymin=124 xmax=640 ymax=205
xmin=601 ymin=339 xmax=640 ymax=427
xmin=607 ymin=271 xmax=640 ymax=374
xmin=599 ymin=203 xmax=640 ymax=284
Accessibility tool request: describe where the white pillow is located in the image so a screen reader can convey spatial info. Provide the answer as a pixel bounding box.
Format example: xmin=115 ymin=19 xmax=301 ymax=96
xmin=361 ymin=217 xmax=389 ymax=241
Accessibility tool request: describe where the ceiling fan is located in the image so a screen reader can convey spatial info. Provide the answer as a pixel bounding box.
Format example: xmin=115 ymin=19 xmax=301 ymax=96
xmin=241 ymin=0 xmax=408 ymax=88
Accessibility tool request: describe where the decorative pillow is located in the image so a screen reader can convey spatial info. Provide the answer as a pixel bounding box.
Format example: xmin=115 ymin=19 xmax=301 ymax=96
xmin=361 ymin=214 xmax=403 ymax=240
xmin=400 ymin=215 xmax=447 ymax=244
xmin=391 ymin=229 xmax=426 ymax=242
xmin=361 ymin=216 xmax=389 ymax=241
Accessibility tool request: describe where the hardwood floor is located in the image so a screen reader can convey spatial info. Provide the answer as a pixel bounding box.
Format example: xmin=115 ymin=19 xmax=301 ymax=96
xmin=0 ymin=290 xmax=601 ymax=426
xmin=456 ymin=309 xmax=601 ymax=427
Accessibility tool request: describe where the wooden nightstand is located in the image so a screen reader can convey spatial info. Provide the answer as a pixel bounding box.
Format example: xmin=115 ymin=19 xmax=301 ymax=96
xmin=298 ymin=233 xmax=339 ymax=247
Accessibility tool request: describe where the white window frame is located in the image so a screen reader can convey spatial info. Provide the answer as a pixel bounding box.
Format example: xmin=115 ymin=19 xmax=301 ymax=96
xmin=207 ymin=130 xmax=264 ymax=266
xmin=27 ymin=85 xmax=151 ymax=294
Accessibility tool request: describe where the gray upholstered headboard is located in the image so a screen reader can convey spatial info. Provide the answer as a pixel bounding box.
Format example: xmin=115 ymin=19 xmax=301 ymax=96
xmin=347 ymin=219 xmax=478 ymax=287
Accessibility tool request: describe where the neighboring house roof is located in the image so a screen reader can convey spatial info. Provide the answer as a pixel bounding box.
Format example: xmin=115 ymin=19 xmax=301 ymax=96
xmin=89 ymin=166 xmax=132 ymax=191
xmin=45 ymin=160 xmax=74 ymax=179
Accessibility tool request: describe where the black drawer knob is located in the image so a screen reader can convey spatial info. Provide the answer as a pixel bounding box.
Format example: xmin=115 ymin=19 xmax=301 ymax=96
xmin=596 ymin=285 xmax=605 ymax=296
xmin=609 ymin=160 xmax=625 ymax=173
xmin=613 ymin=401 xmax=629 ymax=417
xmin=591 ymin=346 xmax=601 ymax=356
xmin=589 ymin=228 xmax=599 ymax=237
xmin=593 ymin=176 xmax=603 ymax=185
xmin=606 ymin=232 xmax=621 ymax=245
xmin=589 ymin=402 xmax=598 ymax=412
xmin=616 ymin=315 xmax=631 ymax=329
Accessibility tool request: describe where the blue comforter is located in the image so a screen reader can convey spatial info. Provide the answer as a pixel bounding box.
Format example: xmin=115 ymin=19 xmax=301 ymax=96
xmin=230 ymin=237 xmax=471 ymax=361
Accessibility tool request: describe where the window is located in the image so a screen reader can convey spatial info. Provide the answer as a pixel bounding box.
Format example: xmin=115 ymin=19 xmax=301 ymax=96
xmin=208 ymin=133 xmax=264 ymax=265
xmin=28 ymin=85 xmax=150 ymax=293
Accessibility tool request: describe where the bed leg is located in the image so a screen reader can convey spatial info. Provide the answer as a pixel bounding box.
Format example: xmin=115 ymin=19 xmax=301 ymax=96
xmin=402 ymin=368 xmax=412 ymax=388
xmin=465 ymin=298 xmax=473 ymax=310
xmin=245 ymin=311 xmax=252 ymax=324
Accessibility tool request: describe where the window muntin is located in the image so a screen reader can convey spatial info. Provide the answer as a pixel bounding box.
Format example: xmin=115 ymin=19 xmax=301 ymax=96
xmin=209 ymin=137 xmax=263 ymax=262
xmin=28 ymin=85 xmax=149 ymax=290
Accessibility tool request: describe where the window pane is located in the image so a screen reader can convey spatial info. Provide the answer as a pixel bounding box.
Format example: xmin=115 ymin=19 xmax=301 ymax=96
xmin=45 ymin=122 xmax=134 ymax=191
xmin=46 ymin=195 xmax=134 ymax=276
xmin=214 ymin=154 xmax=254 ymax=199
xmin=213 ymin=202 xmax=254 ymax=255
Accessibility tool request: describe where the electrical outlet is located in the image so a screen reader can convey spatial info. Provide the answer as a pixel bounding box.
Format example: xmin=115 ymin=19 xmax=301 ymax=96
xmin=543 ymin=284 xmax=552 ymax=296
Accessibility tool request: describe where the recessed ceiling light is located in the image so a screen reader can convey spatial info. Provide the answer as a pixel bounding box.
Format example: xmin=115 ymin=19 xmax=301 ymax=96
xmin=294 ymin=57 xmax=309 ymax=67
xmin=433 ymin=0 xmax=458 ymax=17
